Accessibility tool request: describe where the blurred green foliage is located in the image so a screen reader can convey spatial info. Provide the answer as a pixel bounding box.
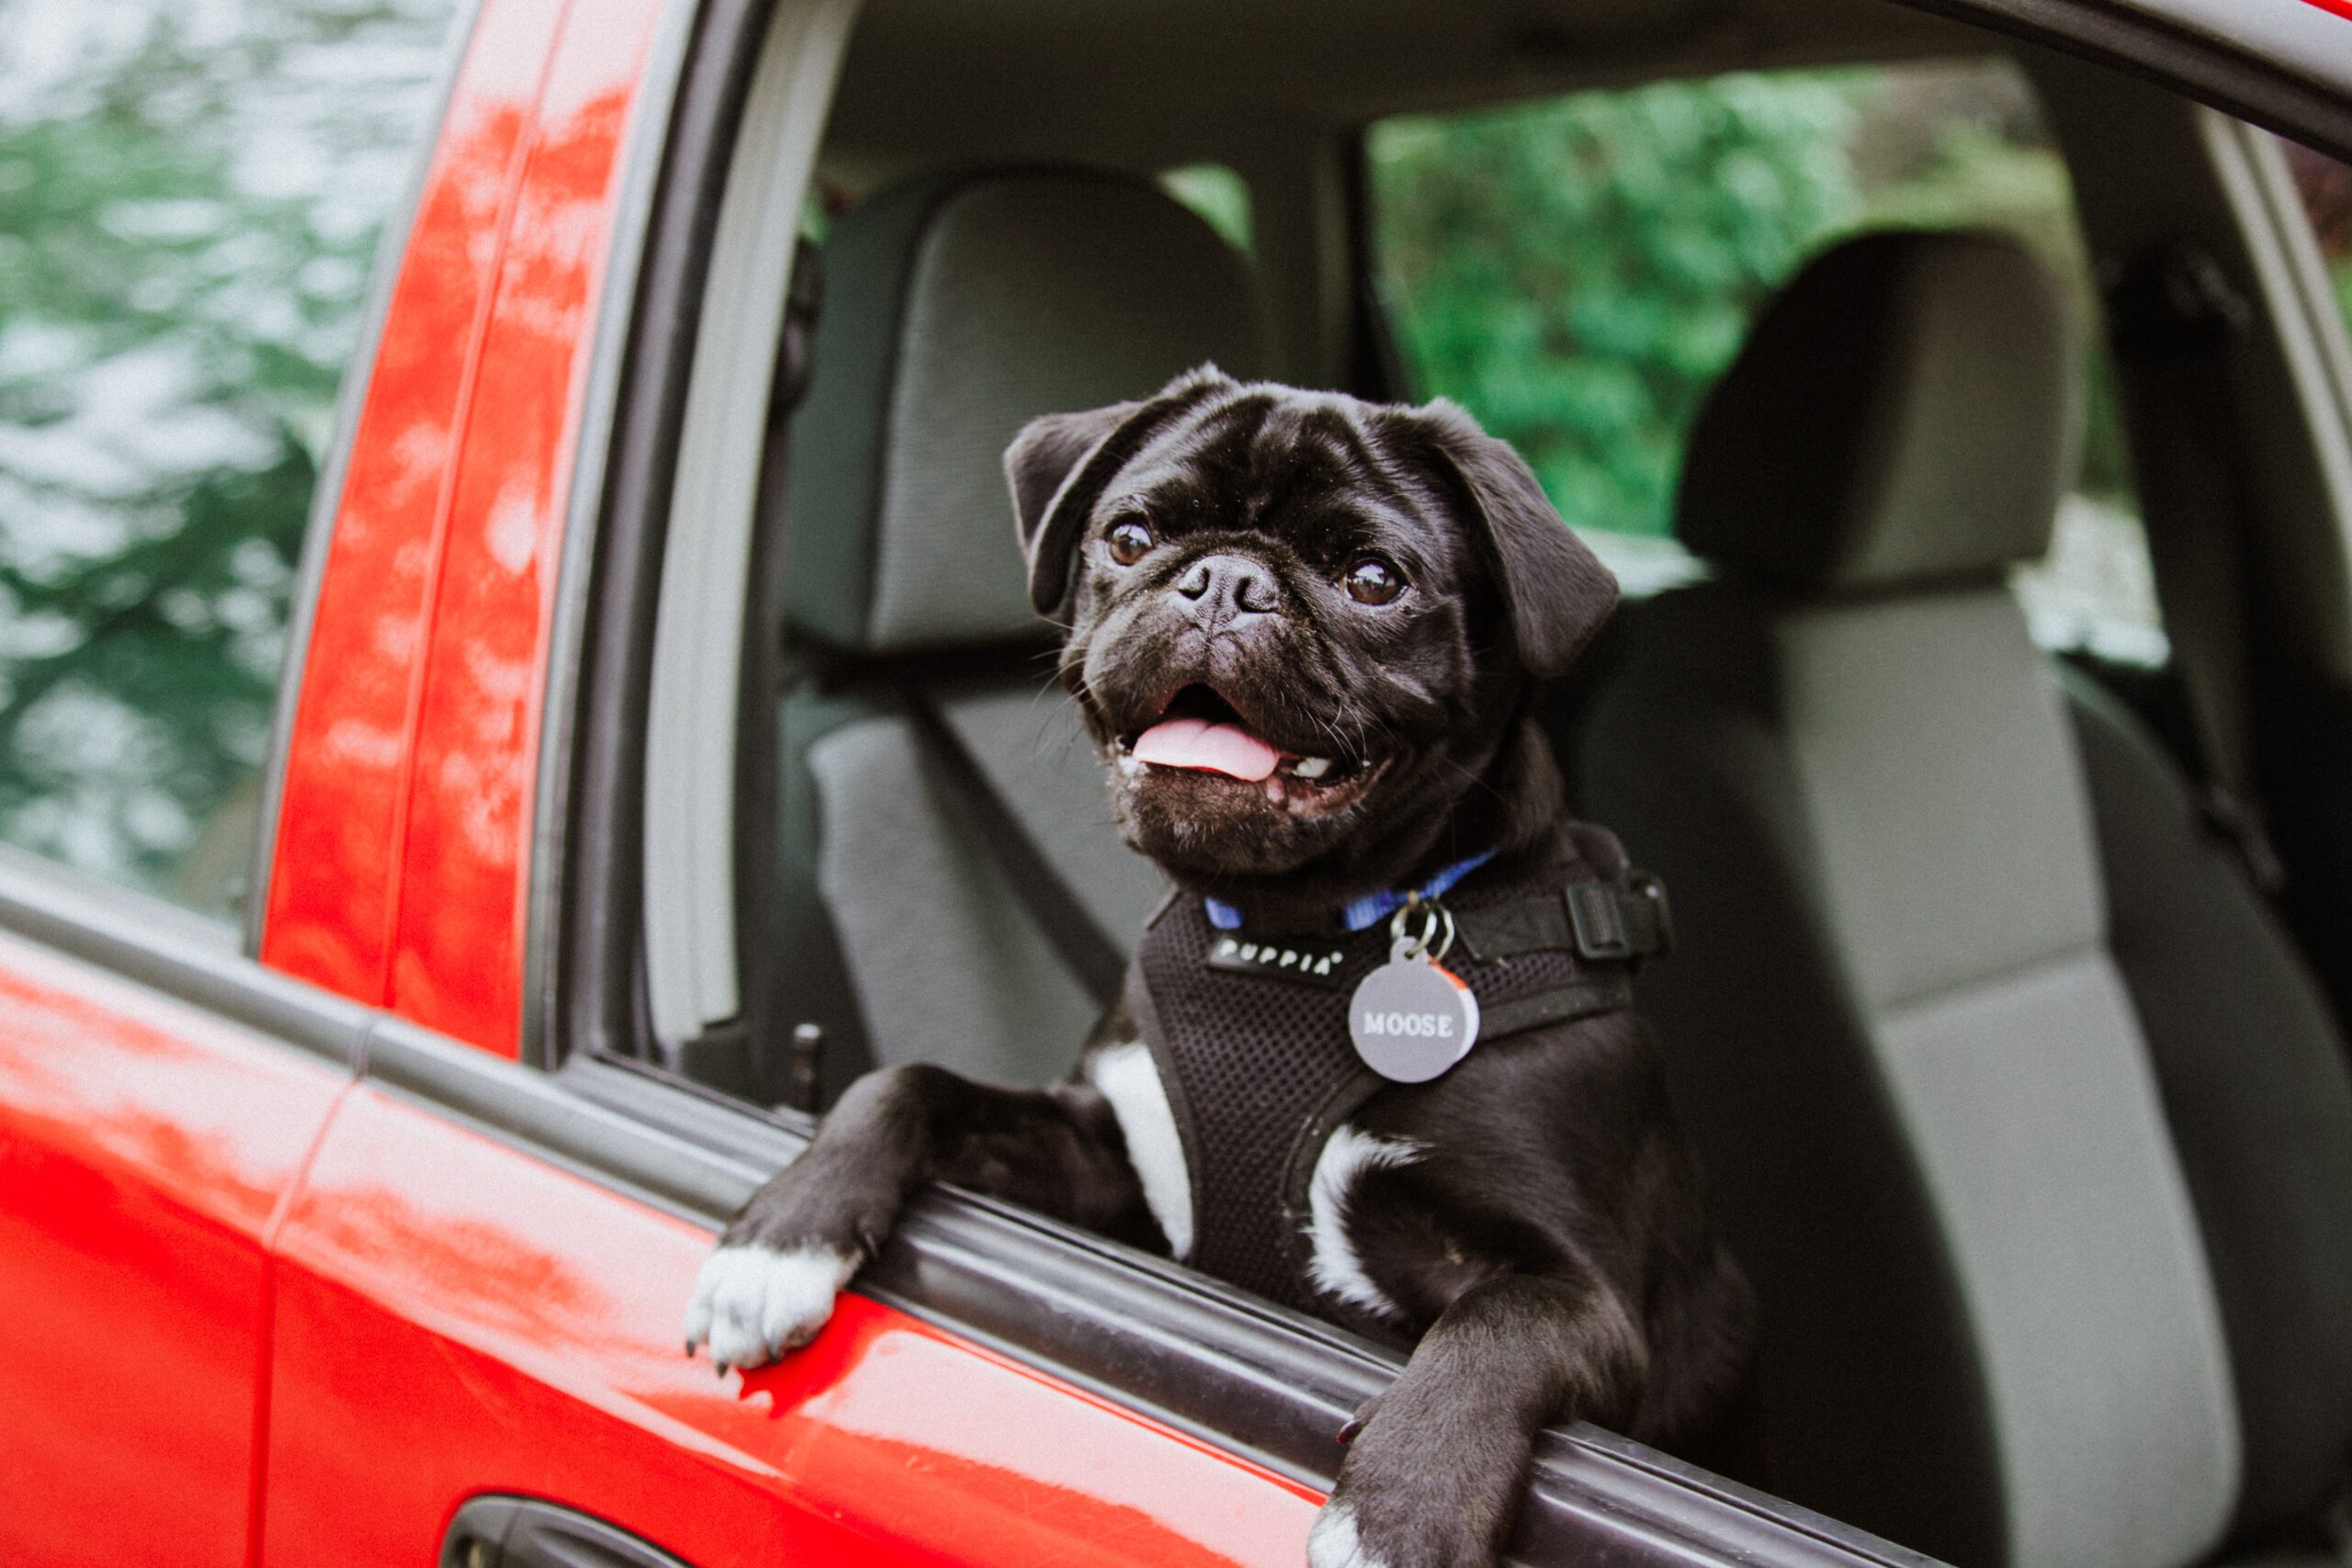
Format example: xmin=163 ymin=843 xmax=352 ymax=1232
xmin=0 ymin=0 xmax=447 ymax=916
xmin=1370 ymin=62 xmax=2132 ymax=538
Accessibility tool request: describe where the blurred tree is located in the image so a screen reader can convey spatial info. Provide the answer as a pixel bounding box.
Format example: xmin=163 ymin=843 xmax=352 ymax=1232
xmin=1372 ymin=73 xmax=1862 ymax=536
xmin=0 ymin=0 xmax=447 ymax=916
xmin=1370 ymin=62 xmax=2127 ymax=536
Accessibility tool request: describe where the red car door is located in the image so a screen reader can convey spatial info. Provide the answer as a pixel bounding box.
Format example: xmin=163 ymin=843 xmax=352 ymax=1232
xmin=0 ymin=879 xmax=351 ymax=1568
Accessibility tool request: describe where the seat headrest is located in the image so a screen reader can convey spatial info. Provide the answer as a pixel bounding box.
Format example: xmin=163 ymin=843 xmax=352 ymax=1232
xmin=1677 ymin=230 xmax=2080 ymax=595
xmin=785 ymin=167 xmax=1268 ymax=653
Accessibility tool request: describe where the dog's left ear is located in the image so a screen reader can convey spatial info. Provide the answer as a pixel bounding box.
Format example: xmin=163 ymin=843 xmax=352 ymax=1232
xmin=1399 ymin=400 xmax=1619 ymax=678
xmin=1007 ymin=365 xmax=1235 ymax=620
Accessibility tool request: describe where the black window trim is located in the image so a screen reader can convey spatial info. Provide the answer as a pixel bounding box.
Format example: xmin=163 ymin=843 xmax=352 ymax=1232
xmin=244 ymin=0 xmax=492 ymax=960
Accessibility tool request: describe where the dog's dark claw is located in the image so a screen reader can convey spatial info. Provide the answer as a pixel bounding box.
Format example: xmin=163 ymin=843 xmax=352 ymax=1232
xmin=1337 ymin=1415 xmax=1365 ymax=1446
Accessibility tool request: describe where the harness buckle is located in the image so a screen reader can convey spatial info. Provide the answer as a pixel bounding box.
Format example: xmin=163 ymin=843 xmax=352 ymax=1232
xmin=1566 ymin=882 xmax=1632 ymax=960
xmin=1565 ymin=874 xmax=1674 ymax=964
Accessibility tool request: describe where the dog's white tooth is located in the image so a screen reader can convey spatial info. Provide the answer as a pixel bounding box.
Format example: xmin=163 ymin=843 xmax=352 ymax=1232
xmin=1264 ymin=776 xmax=1285 ymax=803
xmin=1292 ymin=755 xmax=1332 ymax=780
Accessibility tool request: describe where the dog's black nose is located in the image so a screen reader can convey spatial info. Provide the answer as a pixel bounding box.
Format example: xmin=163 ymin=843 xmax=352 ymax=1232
xmin=1174 ymin=554 xmax=1280 ymax=626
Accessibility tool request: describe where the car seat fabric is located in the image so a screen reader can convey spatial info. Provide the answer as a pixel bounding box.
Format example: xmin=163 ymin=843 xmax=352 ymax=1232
xmin=1577 ymin=231 xmax=2251 ymax=1568
xmin=776 ymin=167 xmax=1266 ymax=1086
xmin=786 ymin=168 xmax=1267 ymax=654
xmin=2063 ymin=667 xmax=2352 ymax=1543
xmin=805 ymin=682 xmax=1162 ymax=1080
xmin=1676 ymin=231 xmax=2074 ymax=597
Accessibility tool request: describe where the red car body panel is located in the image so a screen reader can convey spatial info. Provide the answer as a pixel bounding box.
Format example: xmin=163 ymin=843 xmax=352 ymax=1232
xmin=0 ymin=931 xmax=348 ymax=1567
xmin=390 ymin=0 xmax=659 ymax=1052
xmin=264 ymin=0 xmax=654 ymax=1057
xmin=262 ymin=1081 xmax=1320 ymax=1565
xmin=261 ymin=0 xmax=568 ymax=1022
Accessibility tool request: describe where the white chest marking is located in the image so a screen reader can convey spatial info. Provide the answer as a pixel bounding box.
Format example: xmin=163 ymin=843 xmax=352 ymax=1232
xmin=1305 ymin=1124 xmax=1424 ymax=1322
xmin=1087 ymin=1041 xmax=1193 ymax=1258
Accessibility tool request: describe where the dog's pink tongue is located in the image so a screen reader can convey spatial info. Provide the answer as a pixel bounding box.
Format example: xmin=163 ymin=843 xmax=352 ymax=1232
xmin=1133 ymin=716 xmax=1283 ymax=782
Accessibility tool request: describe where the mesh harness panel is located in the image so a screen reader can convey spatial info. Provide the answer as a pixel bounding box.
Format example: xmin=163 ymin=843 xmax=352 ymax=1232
xmin=1127 ymin=824 xmax=1658 ymax=1314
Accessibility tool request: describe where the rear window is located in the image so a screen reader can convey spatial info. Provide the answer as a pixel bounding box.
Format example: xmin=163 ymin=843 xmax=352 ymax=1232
xmin=1365 ymin=59 xmax=2161 ymax=664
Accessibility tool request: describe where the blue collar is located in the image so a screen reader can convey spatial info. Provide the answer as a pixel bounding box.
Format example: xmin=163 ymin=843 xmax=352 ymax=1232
xmin=1203 ymin=849 xmax=1498 ymax=934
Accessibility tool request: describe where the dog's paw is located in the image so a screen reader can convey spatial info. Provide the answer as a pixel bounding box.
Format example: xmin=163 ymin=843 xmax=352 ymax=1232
xmin=1312 ymin=1410 xmax=1523 ymax=1568
xmin=1306 ymin=1500 xmax=1395 ymax=1568
xmin=1307 ymin=1484 xmax=1504 ymax=1568
xmin=683 ymin=1243 xmax=857 ymax=1371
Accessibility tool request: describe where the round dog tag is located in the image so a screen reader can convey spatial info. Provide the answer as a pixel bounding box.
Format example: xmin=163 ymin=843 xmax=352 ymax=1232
xmin=1349 ymin=935 xmax=1481 ymax=1083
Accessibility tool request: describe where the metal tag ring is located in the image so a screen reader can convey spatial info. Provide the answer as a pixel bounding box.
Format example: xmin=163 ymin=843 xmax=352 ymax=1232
xmin=1387 ymin=899 xmax=1456 ymax=964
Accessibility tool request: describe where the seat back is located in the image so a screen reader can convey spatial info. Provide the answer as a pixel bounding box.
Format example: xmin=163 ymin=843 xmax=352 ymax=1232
xmin=1573 ymin=231 xmax=2310 ymax=1568
xmin=774 ymin=168 xmax=1266 ymax=1089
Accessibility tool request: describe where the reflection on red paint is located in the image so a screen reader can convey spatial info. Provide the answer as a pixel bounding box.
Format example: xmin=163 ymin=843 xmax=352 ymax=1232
xmin=265 ymin=0 xmax=569 ymax=1009
xmin=0 ymin=932 xmax=346 ymax=1567
xmin=265 ymin=0 xmax=661 ymax=1058
xmin=392 ymin=0 xmax=660 ymax=1051
xmin=266 ymin=1083 xmax=1320 ymax=1567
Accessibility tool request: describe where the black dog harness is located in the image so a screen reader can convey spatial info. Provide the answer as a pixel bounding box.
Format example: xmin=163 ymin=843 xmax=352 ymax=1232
xmin=1125 ymin=824 xmax=1670 ymax=1314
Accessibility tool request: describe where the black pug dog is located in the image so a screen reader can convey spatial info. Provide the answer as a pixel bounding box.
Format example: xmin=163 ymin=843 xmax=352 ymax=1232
xmin=686 ymin=367 xmax=1752 ymax=1568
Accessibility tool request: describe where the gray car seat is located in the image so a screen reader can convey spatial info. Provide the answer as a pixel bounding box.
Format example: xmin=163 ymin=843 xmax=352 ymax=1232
xmin=771 ymin=167 xmax=1266 ymax=1093
xmin=1573 ymin=230 xmax=2352 ymax=1568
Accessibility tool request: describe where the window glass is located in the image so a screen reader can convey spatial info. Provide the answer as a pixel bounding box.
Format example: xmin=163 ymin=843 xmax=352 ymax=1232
xmin=0 ymin=0 xmax=456 ymax=919
xmin=1366 ymin=60 xmax=2163 ymax=664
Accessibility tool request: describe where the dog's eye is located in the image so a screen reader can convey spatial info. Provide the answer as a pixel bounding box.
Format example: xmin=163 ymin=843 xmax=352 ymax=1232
xmin=1344 ymin=557 xmax=1405 ymax=605
xmin=1106 ymin=518 xmax=1155 ymax=566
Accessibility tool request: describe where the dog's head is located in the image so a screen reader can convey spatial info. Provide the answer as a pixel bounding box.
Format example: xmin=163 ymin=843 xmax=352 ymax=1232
xmin=1008 ymin=367 xmax=1617 ymax=914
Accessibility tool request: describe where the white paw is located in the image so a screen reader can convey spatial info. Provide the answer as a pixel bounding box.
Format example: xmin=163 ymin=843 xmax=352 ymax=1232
xmin=683 ymin=1244 xmax=857 ymax=1371
xmin=1306 ymin=1500 xmax=1391 ymax=1568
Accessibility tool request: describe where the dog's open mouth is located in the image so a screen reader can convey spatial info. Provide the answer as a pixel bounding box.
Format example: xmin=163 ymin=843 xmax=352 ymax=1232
xmin=1114 ymin=685 xmax=1386 ymax=815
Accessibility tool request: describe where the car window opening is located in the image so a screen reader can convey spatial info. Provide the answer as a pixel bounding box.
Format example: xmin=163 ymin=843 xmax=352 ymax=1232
xmin=612 ymin=9 xmax=2352 ymax=1563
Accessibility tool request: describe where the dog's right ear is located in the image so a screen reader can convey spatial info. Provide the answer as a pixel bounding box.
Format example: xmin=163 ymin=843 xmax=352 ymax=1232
xmin=1007 ymin=365 xmax=1234 ymax=620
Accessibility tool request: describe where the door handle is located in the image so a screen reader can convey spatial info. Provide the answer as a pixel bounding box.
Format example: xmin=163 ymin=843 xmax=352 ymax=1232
xmin=441 ymin=1495 xmax=695 ymax=1568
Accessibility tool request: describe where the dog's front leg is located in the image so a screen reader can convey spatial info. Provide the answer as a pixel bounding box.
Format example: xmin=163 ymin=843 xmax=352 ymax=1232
xmin=684 ymin=1061 xmax=1152 ymax=1371
xmin=1308 ymin=1272 xmax=1646 ymax=1568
